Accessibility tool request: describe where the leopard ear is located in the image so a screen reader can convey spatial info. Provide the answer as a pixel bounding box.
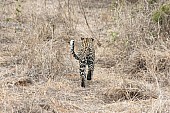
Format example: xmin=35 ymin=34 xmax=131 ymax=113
xmin=81 ymin=37 xmax=84 ymax=40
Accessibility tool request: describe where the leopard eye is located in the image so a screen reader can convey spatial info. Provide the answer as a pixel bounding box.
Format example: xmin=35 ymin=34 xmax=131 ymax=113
xmin=92 ymin=38 xmax=94 ymax=41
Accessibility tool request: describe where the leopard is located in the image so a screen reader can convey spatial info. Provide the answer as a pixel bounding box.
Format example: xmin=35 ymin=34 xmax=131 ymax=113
xmin=70 ymin=37 xmax=95 ymax=87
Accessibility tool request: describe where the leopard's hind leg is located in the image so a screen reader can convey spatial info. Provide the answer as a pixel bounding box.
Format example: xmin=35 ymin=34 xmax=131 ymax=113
xmin=87 ymin=57 xmax=94 ymax=80
xmin=79 ymin=59 xmax=86 ymax=87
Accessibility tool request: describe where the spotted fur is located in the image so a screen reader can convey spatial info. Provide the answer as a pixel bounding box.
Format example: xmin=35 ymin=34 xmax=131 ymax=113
xmin=70 ymin=38 xmax=95 ymax=87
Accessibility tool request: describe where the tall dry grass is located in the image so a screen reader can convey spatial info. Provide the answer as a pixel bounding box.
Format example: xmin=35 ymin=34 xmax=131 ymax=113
xmin=0 ymin=0 xmax=170 ymax=112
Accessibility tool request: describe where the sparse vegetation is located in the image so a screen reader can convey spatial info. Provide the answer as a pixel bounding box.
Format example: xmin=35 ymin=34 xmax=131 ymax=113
xmin=0 ymin=0 xmax=170 ymax=112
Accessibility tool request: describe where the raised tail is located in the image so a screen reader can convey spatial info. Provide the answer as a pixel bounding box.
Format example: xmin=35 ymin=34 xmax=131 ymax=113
xmin=70 ymin=40 xmax=79 ymax=60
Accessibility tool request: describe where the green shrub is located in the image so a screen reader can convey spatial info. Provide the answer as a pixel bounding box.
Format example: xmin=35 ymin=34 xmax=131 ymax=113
xmin=152 ymin=3 xmax=170 ymax=36
xmin=148 ymin=0 xmax=157 ymax=4
xmin=161 ymin=4 xmax=170 ymax=14
xmin=152 ymin=10 xmax=163 ymax=23
xmin=152 ymin=4 xmax=170 ymax=23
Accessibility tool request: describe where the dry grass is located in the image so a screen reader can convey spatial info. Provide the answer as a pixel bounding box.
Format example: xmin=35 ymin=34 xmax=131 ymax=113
xmin=0 ymin=0 xmax=170 ymax=112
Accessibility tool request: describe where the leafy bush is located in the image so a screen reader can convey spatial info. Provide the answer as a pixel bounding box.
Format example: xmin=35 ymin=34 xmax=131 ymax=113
xmin=152 ymin=3 xmax=170 ymax=36
xmin=148 ymin=0 xmax=157 ymax=4
xmin=152 ymin=4 xmax=170 ymax=23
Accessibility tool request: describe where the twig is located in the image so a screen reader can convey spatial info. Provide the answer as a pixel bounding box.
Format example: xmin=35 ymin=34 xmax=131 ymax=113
xmin=77 ymin=0 xmax=101 ymax=46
